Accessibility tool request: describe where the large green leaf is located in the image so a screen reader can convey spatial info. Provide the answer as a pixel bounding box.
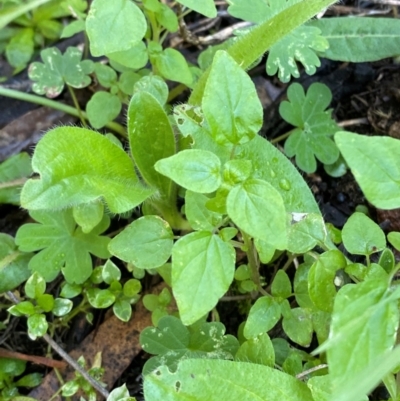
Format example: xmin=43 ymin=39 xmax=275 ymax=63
xmin=308 ymin=17 xmax=400 ymax=62
xmin=172 ymin=231 xmax=235 ymax=325
xmin=108 ymin=215 xmax=173 ymax=269
xmin=20 ymin=127 xmax=154 ymax=213
xmin=335 ymin=131 xmax=400 ymax=209
xmin=155 ymin=150 xmax=221 ymax=194
xmin=144 ymin=359 xmax=313 ymax=401
xmin=15 ymin=209 xmax=110 ymax=283
xmin=317 ymin=280 xmax=400 ymax=389
xmin=226 ymin=178 xmax=287 ymax=249
xmin=202 ymin=51 xmax=263 ymax=146
xmin=86 ymin=0 xmax=147 ymax=56
xmin=128 ymin=91 xmax=175 ymax=196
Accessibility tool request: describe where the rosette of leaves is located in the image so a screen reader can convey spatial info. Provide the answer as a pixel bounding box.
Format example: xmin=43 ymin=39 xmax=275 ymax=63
xmin=279 ymin=82 xmax=340 ymax=173
xmin=28 ymin=46 xmax=94 ymax=98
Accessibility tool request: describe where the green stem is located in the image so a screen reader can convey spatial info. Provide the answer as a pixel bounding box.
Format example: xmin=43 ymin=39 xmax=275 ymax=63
xmin=67 ymin=84 xmax=87 ymax=127
xmin=0 ymin=178 xmax=27 ymax=189
xmin=271 ymin=129 xmax=295 ymax=145
xmin=0 ymin=86 xmax=127 ymax=138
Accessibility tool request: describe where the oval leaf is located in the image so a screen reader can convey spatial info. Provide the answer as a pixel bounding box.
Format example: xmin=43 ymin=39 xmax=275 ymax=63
xmin=20 ymin=127 xmax=154 ymax=213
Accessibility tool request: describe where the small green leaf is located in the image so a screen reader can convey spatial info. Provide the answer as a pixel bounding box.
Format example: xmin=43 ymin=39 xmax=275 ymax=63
xmin=109 ymin=216 xmax=173 ymax=269
xmin=86 ymin=91 xmax=122 ymax=129
xmin=94 ymin=63 xmax=117 ymax=88
xmin=155 ymin=3 xmax=178 ymax=32
xmin=144 ymin=359 xmax=313 ymax=401
xmin=294 ymin=261 xmax=314 ymax=309
xmin=282 ymin=307 xmax=313 ymax=347
xmin=235 ymin=333 xmax=275 ymax=367
xmin=226 ymin=178 xmax=287 ymax=249
xmin=53 ymin=298 xmax=73 ymax=316
xmin=176 ymin=0 xmax=217 ymax=18
xmin=61 ymin=19 xmax=86 ymax=38
xmin=15 ymin=372 xmax=43 ymax=388
xmin=378 ymin=248 xmax=395 ymax=274
xmin=15 ymin=209 xmax=110 ymax=283
xmin=9 ymin=301 xmax=35 ymax=317
xmin=223 ymin=159 xmax=253 ymax=186
xmin=128 ymin=91 xmax=175 ymax=195
xmin=72 ymin=201 xmax=104 ymax=234
xmin=113 ymin=299 xmax=132 ymax=322
xmin=27 ymin=313 xmax=48 ymax=339
xmin=107 ymin=384 xmax=134 ymax=401
xmin=308 ymin=250 xmax=346 ymax=312
xmin=87 ymin=288 xmax=115 ymax=308
xmin=244 ymin=296 xmax=281 ymax=339
xmin=388 ymin=232 xmax=400 ymax=251
xmin=271 ymin=270 xmax=292 ymax=299
xmin=102 ymin=259 xmax=121 ymax=284
xmin=155 ymin=150 xmax=221 ymax=193
xmin=281 ymin=83 xmax=339 ymax=173
xmin=203 ymin=51 xmax=263 ymax=146
xmin=123 ymin=279 xmax=142 ymax=298
xmin=86 ymin=0 xmax=147 ymax=56
xmin=133 ymin=75 xmax=169 ymax=106
xmin=6 ymin=27 xmax=34 ymax=69
xmin=185 ymin=191 xmax=223 ymax=231
xmin=342 ymin=212 xmax=386 ymax=256
xmin=107 ymin=41 xmax=148 ymax=70
xmin=36 ymin=293 xmax=54 ymax=312
xmin=172 ymin=231 xmax=235 ymax=325
xmin=25 ymin=272 xmax=46 ymax=299
xmin=335 ymin=131 xmax=400 ymax=209
xmin=28 ymin=47 xmax=93 ymax=98
xmin=20 ymin=127 xmax=154 ymax=213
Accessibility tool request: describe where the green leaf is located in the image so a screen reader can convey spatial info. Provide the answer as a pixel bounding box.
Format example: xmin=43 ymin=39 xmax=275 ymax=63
xmin=294 ymin=261 xmax=314 ymax=309
xmin=144 ymin=359 xmax=313 ymax=401
xmin=6 ymin=27 xmax=34 ymax=69
xmin=388 ymin=231 xmax=400 ymax=251
xmin=61 ymin=19 xmax=86 ymax=38
xmin=267 ymin=25 xmax=328 ymax=83
xmin=308 ymin=17 xmax=400 ymax=62
xmin=235 ymin=333 xmax=275 ymax=367
xmin=72 ymin=201 xmax=104 ymax=234
xmin=341 ymin=212 xmax=386 ymax=256
xmin=113 ymin=299 xmax=132 ymax=322
xmin=308 ymin=250 xmax=346 ymax=312
xmin=150 ymin=45 xmax=192 ymax=85
xmin=15 ymin=372 xmax=43 ymax=388
xmin=107 ymin=41 xmax=148 ymax=70
xmin=20 ymin=127 xmax=154 ymax=213
xmin=107 ymin=384 xmax=135 ymax=401
xmin=243 ymin=296 xmax=281 ymax=339
xmin=86 ymin=0 xmax=147 ymax=56
xmin=27 ymin=313 xmax=48 ymax=339
xmin=86 ymin=91 xmax=122 ymax=129
xmin=240 ymin=135 xmax=320 ymax=213
xmin=155 ymin=150 xmax=221 ymax=194
xmin=335 ymin=131 xmax=400 ymax=209
xmin=9 ymin=301 xmax=35 ymax=317
xmin=155 ymin=3 xmax=178 ymax=32
xmin=282 ymin=307 xmax=313 ymax=346
xmin=0 ymin=233 xmax=31 ymax=293
xmin=36 ymin=293 xmax=54 ymax=312
xmin=281 ymin=83 xmax=339 ymax=173
xmin=128 ymin=91 xmax=175 ymax=195
xmin=28 ymin=47 xmax=93 ymax=98
xmin=109 ymin=216 xmax=173 ymax=269
xmin=87 ymin=288 xmax=115 ymax=308
xmin=175 ymin=0 xmax=216 ymax=18
xmin=102 ymin=259 xmax=121 ymax=284
xmin=185 ymin=191 xmax=223 ymax=231
xmin=379 ymin=248 xmax=395 ymax=274
xmin=141 ymin=316 xmax=239 ymax=375
xmin=223 ymin=160 xmax=253 ymax=186
xmin=172 ymin=231 xmax=235 ymax=325
xmin=53 ymin=298 xmax=73 ymax=316
xmin=25 ymin=272 xmax=46 ymax=299
xmin=203 ymin=51 xmax=263 ymax=146
xmin=271 ymin=270 xmax=292 ymax=299
xmin=287 ymin=212 xmax=327 ymax=253
xmin=318 ymin=281 xmax=400 ymax=390
xmin=133 ymin=75 xmax=169 ymax=106
xmin=0 ymin=152 xmax=32 ymax=205
xmin=15 ymin=209 xmax=110 ymax=283
xmin=226 ymin=178 xmax=287 ymax=249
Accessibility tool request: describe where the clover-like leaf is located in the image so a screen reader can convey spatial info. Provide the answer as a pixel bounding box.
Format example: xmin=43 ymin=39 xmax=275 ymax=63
xmin=140 ymin=315 xmax=239 ymax=375
xmin=15 ymin=209 xmax=111 ymax=284
xmin=29 ymin=47 xmax=94 ymax=98
xmin=267 ymin=25 xmax=329 ymax=83
xmin=280 ymin=82 xmax=340 ymax=173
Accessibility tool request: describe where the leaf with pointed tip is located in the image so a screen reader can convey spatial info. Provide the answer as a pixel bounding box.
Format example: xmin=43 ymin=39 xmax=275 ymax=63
xmin=20 ymin=127 xmax=154 ymax=213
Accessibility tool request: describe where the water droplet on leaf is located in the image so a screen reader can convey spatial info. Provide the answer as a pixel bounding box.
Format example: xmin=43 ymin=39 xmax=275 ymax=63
xmin=279 ymin=179 xmax=291 ymax=191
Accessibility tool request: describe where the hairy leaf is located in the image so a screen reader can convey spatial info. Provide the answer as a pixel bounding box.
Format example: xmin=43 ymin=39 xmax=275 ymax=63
xmin=20 ymin=127 xmax=154 ymax=213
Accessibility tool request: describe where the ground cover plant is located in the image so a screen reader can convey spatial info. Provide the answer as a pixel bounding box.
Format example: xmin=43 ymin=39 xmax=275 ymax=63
xmin=1 ymin=0 xmax=400 ymax=400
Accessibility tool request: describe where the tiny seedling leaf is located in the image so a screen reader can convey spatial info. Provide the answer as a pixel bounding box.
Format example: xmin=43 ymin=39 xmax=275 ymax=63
xmin=108 ymin=215 xmax=174 ymax=270
xmin=28 ymin=47 xmax=93 ymax=98
xmin=280 ymin=82 xmax=339 ymax=173
xmin=172 ymin=231 xmax=235 ymax=325
xmin=15 ymin=209 xmax=110 ymax=283
xmin=20 ymin=127 xmax=155 ymax=213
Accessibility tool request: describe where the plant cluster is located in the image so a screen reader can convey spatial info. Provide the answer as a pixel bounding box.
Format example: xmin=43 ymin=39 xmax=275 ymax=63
xmin=1 ymin=0 xmax=400 ymax=400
